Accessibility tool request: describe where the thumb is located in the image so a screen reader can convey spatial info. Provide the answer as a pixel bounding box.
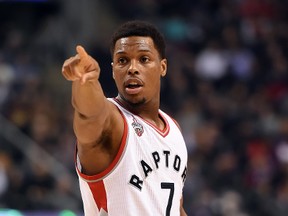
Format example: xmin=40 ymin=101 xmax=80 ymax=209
xmin=76 ymin=45 xmax=88 ymax=59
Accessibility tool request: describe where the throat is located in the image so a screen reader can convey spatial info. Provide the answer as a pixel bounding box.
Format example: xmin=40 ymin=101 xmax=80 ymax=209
xmin=156 ymin=114 xmax=166 ymax=130
xmin=116 ymin=95 xmax=165 ymax=129
xmin=143 ymin=114 xmax=166 ymax=130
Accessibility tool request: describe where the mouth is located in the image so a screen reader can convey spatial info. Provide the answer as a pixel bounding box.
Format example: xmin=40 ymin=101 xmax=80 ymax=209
xmin=124 ymin=79 xmax=143 ymax=95
xmin=126 ymin=82 xmax=142 ymax=89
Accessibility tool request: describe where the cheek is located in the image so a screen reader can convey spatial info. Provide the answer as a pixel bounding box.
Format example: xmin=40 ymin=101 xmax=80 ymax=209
xmin=113 ymin=73 xmax=123 ymax=87
xmin=147 ymin=73 xmax=161 ymax=88
xmin=113 ymin=74 xmax=120 ymax=83
xmin=112 ymin=68 xmax=121 ymax=79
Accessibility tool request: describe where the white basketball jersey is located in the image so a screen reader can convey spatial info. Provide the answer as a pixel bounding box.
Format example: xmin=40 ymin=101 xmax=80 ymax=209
xmin=76 ymin=98 xmax=188 ymax=216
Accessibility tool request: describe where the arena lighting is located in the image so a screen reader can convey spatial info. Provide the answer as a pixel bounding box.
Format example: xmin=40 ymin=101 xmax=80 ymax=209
xmin=0 ymin=210 xmax=81 ymax=216
xmin=59 ymin=210 xmax=77 ymax=216
xmin=0 ymin=209 xmax=23 ymax=216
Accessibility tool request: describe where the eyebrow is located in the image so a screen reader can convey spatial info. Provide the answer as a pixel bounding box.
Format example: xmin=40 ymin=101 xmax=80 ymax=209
xmin=115 ymin=49 xmax=152 ymax=55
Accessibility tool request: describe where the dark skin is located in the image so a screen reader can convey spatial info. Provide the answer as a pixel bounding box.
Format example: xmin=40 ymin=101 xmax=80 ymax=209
xmin=62 ymin=36 xmax=186 ymax=215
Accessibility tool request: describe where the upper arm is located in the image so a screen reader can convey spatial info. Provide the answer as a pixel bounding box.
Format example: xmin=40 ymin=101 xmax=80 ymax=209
xmin=180 ymin=196 xmax=187 ymax=216
xmin=74 ymin=100 xmax=124 ymax=175
xmin=73 ymin=98 xmax=112 ymax=144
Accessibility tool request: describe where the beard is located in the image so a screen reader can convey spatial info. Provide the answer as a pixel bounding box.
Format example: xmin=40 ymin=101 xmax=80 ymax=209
xmin=119 ymin=93 xmax=146 ymax=107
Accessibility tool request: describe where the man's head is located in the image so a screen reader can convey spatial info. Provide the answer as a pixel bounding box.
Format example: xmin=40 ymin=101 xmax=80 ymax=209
xmin=110 ymin=21 xmax=167 ymax=108
xmin=110 ymin=20 xmax=166 ymax=59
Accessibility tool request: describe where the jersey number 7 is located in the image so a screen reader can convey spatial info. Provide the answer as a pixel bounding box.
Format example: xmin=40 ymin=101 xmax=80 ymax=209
xmin=161 ymin=182 xmax=174 ymax=216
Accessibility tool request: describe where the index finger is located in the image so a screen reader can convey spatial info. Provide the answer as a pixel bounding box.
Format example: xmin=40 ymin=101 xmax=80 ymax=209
xmin=76 ymin=45 xmax=88 ymax=59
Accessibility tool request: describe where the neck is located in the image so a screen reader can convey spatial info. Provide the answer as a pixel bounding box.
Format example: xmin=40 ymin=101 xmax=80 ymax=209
xmin=116 ymin=95 xmax=162 ymax=127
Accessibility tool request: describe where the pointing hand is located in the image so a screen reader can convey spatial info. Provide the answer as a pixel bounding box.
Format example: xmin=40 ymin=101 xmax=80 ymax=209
xmin=62 ymin=45 xmax=100 ymax=84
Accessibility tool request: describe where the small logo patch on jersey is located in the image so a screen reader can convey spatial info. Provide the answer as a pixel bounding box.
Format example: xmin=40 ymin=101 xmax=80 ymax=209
xmin=132 ymin=116 xmax=144 ymax=136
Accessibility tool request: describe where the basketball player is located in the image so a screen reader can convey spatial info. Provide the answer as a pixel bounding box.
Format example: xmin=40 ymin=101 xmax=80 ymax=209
xmin=62 ymin=20 xmax=188 ymax=216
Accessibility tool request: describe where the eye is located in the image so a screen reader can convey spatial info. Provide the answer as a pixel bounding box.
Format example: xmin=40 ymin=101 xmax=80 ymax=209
xmin=118 ymin=57 xmax=127 ymax=64
xmin=140 ymin=56 xmax=150 ymax=63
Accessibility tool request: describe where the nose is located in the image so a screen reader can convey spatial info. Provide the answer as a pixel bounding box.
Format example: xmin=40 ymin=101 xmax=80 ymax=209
xmin=127 ymin=60 xmax=139 ymax=75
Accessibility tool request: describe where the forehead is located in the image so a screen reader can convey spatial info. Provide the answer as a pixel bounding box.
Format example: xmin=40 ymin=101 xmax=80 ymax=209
xmin=114 ymin=36 xmax=156 ymax=54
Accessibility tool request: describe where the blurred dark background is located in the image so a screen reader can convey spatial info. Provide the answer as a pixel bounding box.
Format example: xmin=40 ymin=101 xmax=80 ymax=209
xmin=0 ymin=0 xmax=288 ymax=215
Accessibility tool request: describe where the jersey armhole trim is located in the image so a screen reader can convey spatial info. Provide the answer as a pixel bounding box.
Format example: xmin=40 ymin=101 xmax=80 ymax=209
xmin=75 ymin=109 xmax=128 ymax=182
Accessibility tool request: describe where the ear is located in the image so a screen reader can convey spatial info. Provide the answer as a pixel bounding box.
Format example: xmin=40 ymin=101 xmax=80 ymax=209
xmin=161 ymin=59 xmax=167 ymax=77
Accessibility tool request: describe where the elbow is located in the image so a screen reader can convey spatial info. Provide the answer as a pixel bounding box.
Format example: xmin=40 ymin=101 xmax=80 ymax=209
xmin=76 ymin=111 xmax=90 ymax=120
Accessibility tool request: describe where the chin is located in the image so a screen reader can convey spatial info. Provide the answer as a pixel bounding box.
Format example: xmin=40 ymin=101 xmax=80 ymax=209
xmin=130 ymin=98 xmax=146 ymax=107
xmin=121 ymin=95 xmax=146 ymax=107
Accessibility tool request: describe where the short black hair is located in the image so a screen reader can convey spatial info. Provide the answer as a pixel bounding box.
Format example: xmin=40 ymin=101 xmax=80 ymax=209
xmin=110 ymin=20 xmax=166 ymax=59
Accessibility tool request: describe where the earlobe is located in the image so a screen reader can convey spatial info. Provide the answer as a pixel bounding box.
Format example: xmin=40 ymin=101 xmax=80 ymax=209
xmin=161 ymin=59 xmax=167 ymax=77
xmin=161 ymin=71 xmax=166 ymax=77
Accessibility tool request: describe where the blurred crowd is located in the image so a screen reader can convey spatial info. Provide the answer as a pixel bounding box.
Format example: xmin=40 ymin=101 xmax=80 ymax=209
xmin=0 ymin=0 xmax=288 ymax=215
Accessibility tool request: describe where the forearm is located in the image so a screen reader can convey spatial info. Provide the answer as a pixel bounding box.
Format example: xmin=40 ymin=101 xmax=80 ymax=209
xmin=72 ymin=79 xmax=106 ymax=118
xmin=62 ymin=46 xmax=111 ymax=144
xmin=72 ymin=80 xmax=110 ymax=144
